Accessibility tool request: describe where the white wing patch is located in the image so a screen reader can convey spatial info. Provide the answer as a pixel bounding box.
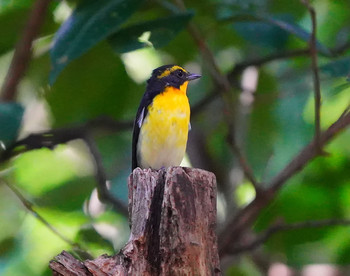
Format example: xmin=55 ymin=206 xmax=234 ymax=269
xmin=188 ymin=122 xmax=191 ymax=131
xmin=137 ymin=107 xmax=145 ymax=128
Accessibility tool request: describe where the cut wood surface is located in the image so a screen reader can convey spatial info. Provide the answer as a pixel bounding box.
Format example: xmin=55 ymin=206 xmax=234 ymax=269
xmin=50 ymin=167 xmax=221 ymax=275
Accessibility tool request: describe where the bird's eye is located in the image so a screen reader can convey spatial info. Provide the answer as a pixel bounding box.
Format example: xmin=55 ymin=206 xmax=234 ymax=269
xmin=177 ymin=70 xmax=184 ymax=78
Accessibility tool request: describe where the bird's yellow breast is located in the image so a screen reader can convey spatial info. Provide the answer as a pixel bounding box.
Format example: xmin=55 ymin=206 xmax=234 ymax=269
xmin=137 ymin=83 xmax=190 ymax=169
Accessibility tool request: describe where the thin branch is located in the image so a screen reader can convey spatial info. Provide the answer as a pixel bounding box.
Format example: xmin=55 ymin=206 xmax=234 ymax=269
xmin=191 ymin=49 xmax=310 ymax=117
xmin=227 ymin=131 xmax=259 ymax=190
xmin=173 ymin=0 xmax=231 ymax=93
xmin=173 ymin=0 xmax=260 ymax=191
xmin=195 ymin=40 xmax=350 ymax=115
xmin=84 ymin=135 xmax=128 ymax=216
xmin=218 ymin=109 xmax=350 ymax=257
xmin=2 ymin=180 xmax=89 ymax=255
xmin=231 ymin=218 xmax=350 ymax=254
xmin=228 ymin=48 xmax=310 ymax=82
xmin=302 ymin=0 xmax=322 ymax=153
xmin=0 ymin=117 xmax=133 ymax=162
xmin=228 ymin=39 xmax=350 ymax=84
xmin=0 ymin=0 xmax=51 ymax=101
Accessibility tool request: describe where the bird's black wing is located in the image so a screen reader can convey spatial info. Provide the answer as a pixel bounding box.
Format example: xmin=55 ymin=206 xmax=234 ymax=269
xmin=131 ymin=93 xmax=153 ymax=170
xmin=132 ymin=79 xmax=165 ymax=171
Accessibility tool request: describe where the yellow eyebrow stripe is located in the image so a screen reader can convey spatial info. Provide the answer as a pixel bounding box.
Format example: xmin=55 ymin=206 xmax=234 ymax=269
xmin=157 ymin=65 xmax=187 ymax=79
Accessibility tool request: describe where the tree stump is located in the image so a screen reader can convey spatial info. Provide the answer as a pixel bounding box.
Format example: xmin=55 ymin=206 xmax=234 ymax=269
xmin=50 ymin=167 xmax=221 ymax=275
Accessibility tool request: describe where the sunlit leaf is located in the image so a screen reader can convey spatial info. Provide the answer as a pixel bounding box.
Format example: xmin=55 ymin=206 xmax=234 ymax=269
xmin=13 ymin=147 xmax=79 ymax=195
xmin=50 ymin=0 xmax=144 ymax=83
xmin=109 ymin=12 xmax=194 ymax=53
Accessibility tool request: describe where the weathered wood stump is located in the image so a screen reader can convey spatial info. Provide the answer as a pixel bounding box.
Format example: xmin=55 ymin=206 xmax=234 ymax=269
xmin=50 ymin=167 xmax=221 ymax=275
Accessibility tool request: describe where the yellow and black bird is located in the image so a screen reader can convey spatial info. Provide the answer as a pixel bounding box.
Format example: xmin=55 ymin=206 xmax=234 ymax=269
xmin=132 ymin=65 xmax=201 ymax=170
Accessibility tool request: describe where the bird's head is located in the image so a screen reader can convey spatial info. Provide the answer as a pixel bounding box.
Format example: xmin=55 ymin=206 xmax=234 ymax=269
xmin=147 ymin=65 xmax=201 ymax=92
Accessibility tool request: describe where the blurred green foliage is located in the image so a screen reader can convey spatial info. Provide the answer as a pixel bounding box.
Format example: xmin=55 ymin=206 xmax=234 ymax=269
xmin=0 ymin=0 xmax=350 ymax=275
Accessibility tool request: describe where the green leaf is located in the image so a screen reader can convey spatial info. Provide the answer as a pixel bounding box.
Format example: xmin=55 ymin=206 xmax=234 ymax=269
xmin=50 ymin=0 xmax=144 ymax=83
xmin=234 ymin=20 xmax=288 ymax=50
xmin=0 ymin=103 xmax=24 ymax=147
xmin=226 ymin=12 xmax=331 ymax=56
xmin=75 ymin=226 xmax=114 ymax=255
xmin=0 ymin=0 xmax=32 ymax=14
xmin=35 ymin=177 xmax=95 ymax=211
xmin=320 ymin=57 xmax=350 ymax=78
xmin=0 ymin=8 xmax=29 ymax=55
xmin=109 ymin=12 xmax=194 ymax=53
xmin=258 ymin=71 xmax=313 ymax=181
xmin=48 ymin=43 xmax=140 ymax=126
xmin=0 ymin=236 xmax=15 ymax=257
xmin=255 ymin=155 xmax=350 ymax=266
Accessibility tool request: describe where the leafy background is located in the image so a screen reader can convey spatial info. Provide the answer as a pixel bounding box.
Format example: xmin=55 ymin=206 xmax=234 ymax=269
xmin=0 ymin=0 xmax=350 ymax=275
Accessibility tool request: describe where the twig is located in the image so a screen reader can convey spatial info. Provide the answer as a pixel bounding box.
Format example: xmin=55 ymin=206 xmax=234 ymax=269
xmin=228 ymin=48 xmax=310 ymax=81
xmin=231 ymin=218 xmax=350 ymax=254
xmin=0 ymin=117 xmax=130 ymax=216
xmin=2 ymin=180 xmax=88 ymax=254
xmin=191 ymin=49 xmax=311 ymax=116
xmin=84 ymin=135 xmax=128 ymax=216
xmin=227 ymin=137 xmax=259 ymax=190
xmin=302 ymin=0 xmax=322 ymax=153
xmin=227 ymin=39 xmax=350 ymax=84
xmin=0 ymin=0 xmax=51 ymax=101
xmin=218 ymin=109 xmax=350 ymax=257
xmin=173 ymin=0 xmax=260 ymax=191
xmin=172 ymin=0 xmax=231 ymax=92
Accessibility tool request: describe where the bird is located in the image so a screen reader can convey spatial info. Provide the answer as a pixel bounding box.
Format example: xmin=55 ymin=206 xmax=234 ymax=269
xmin=132 ymin=65 xmax=201 ymax=170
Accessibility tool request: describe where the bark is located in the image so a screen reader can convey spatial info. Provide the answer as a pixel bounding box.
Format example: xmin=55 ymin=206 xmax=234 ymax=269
xmin=50 ymin=167 xmax=221 ymax=275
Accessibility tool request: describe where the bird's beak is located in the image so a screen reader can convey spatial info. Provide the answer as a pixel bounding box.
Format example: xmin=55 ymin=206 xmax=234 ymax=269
xmin=187 ymin=72 xmax=201 ymax=81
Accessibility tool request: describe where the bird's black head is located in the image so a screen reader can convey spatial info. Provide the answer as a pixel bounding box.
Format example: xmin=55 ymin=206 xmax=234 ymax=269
xmin=146 ymin=65 xmax=201 ymax=91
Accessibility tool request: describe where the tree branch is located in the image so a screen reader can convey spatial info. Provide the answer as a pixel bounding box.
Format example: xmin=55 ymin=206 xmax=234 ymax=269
xmin=228 ymin=48 xmax=310 ymax=82
xmin=173 ymin=0 xmax=260 ymax=192
xmin=173 ymin=0 xmax=231 ymax=93
xmin=83 ymin=134 xmax=128 ymax=216
xmin=227 ymin=39 xmax=350 ymax=84
xmin=193 ymin=39 xmax=350 ymax=115
xmin=302 ymin=0 xmax=322 ymax=153
xmin=0 ymin=117 xmax=133 ymax=162
xmin=231 ymin=218 xmax=350 ymax=254
xmin=227 ymin=136 xmax=260 ymax=190
xmin=218 ymin=109 xmax=350 ymax=257
xmin=0 ymin=0 xmax=51 ymax=101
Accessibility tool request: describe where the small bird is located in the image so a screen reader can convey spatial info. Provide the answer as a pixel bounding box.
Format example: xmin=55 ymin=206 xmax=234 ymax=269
xmin=132 ymin=65 xmax=201 ymax=170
